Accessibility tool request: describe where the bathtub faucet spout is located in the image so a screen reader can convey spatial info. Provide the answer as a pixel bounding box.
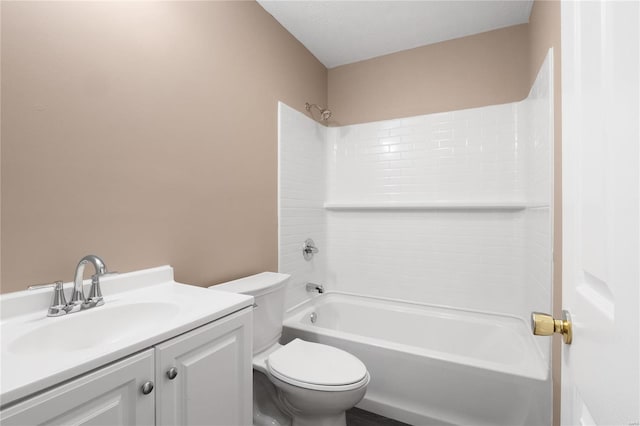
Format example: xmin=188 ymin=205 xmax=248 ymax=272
xmin=306 ymin=283 xmax=324 ymax=294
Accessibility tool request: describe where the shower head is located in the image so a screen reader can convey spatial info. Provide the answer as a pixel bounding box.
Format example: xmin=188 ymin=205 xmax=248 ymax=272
xmin=305 ymin=102 xmax=332 ymax=122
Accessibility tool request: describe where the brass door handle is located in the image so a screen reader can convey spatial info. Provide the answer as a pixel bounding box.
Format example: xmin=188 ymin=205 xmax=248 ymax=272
xmin=531 ymin=310 xmax=573 ymax=344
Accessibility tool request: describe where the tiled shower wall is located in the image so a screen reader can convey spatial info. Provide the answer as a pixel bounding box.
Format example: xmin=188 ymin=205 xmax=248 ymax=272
xmin=327 ymin=103 xmax=522 ymax=203
xmin=326 ymin=210 xmax=525 ymax=314
xmin=278 ymin=103 xmax=327 ymax=310
xmin=279 ymin=51 xmax=552 ymax=330
xmin=325 ymin=101 xmax=527 ymax=316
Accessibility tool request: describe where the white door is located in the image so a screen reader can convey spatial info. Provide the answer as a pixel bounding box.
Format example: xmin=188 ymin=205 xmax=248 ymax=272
xmin=155 ymin=308 xmax=253 ymax=426
xmin=561 ymin=1 xmax=639 ymax=425
xmin=0 ymin=349 xmax=155 ymax=425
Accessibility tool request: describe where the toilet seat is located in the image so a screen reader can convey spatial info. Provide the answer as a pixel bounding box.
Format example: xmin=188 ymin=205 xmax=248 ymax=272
xmin=266 ymin=339 xmax=369 ymax=392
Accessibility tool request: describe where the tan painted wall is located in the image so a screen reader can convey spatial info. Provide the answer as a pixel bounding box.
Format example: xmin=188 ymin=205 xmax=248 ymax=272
xmin=0 ymin=1 xmax=327 ymax=293
xmin=528 ymin=1 xmax=562 ymax=425
xmin=327 ymin=24 xmax=531 ymax=126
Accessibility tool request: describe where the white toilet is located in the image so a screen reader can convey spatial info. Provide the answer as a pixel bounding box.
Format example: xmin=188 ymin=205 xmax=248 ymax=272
xmin=213 ymin=272 xmax=369 ymax=426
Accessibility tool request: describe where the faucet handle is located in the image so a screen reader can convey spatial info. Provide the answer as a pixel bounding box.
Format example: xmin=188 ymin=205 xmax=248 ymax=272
xmin=48 ymin=281 xmax=69 ymax=316
xmin=28 ymin=280 xmax=64 ymax=290
xmin=302 ymin=238 xmax=319 ymax=261
xmin=86 ymin=270 xmax=117 ymax=307
xmin=86 ymin=274 xmax=105 ymax=308
xmin=28 ymin=281 xmax=69 ymax=317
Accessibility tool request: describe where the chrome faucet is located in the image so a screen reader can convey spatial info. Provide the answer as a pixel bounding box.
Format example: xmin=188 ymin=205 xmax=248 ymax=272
xmin=306 ymin=283 xmax=325 ymax=294
xmin=69 ymin=255 xmax=108 ymax=311
xmin=28 ymin=254 xmax=113 ymax=317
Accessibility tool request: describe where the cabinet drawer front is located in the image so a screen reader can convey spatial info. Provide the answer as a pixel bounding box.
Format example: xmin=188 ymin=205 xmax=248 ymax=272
xmin=156 ymin=308 xmax=252 ymax=426
xmin=0 ymin=349 xmax=155 ymax=426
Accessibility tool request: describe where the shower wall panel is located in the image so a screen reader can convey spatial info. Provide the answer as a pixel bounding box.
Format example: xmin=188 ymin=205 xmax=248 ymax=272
xmin=325 ymin=102 xmax=527 ymax=316
xmin=278 ymin=103 xmax=327 ymax=310
xmin=326 ymin=103 xmax=522 ymax=203
xmin=327 ymin=209 xmax=525 ymax=315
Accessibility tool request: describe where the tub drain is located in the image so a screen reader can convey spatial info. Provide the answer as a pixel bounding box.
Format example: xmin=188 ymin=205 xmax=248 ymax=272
xmin=309 ymin=312 xmax=317 ymax=324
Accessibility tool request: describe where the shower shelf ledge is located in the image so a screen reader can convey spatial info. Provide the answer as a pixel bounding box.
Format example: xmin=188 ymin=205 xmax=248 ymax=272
xmin=323 ymin=201 xmax=529 ymax=211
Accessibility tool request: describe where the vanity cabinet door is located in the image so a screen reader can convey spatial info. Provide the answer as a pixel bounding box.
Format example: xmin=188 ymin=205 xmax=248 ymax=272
xmin=0 ymin=349 xmax=155 ymax=426
xmin=155 ymin=308 xmax=252 ymax=426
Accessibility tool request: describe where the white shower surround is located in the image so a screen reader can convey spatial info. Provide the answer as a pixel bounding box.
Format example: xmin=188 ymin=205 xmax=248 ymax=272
xmin=324 ymin=57 xmax=552 ymax=326
xmin=278 ymin=106 xmax=327 ymax=310
xmin=278 ymin=50 xmax=553 ymax=424
xmin=279 ymin=50 xmax=552 ymax=320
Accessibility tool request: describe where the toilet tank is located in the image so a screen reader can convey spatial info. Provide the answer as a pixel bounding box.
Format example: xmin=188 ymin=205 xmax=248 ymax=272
xmin=212 ymin=272 xmax=290 ymax=354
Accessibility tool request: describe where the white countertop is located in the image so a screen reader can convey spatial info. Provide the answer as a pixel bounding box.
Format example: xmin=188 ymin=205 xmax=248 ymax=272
xmin=0 ymin=266 xmax=253 ymax=407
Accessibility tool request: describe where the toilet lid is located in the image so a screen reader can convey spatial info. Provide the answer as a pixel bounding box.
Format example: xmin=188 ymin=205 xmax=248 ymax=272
xmin=267 ymin=339 xmax=367 ymax=387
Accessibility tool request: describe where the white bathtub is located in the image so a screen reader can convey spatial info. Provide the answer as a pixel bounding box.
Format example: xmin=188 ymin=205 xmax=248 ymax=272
xmin=282 ymin=292 xmax=550 ymax=426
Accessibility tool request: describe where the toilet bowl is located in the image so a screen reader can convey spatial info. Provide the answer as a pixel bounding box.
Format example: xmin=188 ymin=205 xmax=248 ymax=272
xmin=259 ymin=339 xmax=369 ymax=426
xmin=212 ymin=272 xmax=369 ymax=426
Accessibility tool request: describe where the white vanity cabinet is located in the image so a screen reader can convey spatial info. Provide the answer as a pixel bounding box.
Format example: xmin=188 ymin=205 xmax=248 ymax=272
xmin=0 ymin=349 xmax=156 ymax=425
xmin=155 ymin=307 xmax=253 ymax=426
xmin=0 ymin=308 xmax=252 ymax=426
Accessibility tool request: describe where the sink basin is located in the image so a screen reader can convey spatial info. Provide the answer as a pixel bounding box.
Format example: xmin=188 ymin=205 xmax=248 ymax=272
xmin=8 ymin=302 xmax=180 ymax=355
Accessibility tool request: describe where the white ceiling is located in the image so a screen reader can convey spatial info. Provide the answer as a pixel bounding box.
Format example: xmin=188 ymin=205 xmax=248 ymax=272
xmin=257 ymin=1 xmax=534 ymax=68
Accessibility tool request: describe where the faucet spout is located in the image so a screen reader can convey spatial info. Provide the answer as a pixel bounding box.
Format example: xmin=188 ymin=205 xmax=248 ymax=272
xmin=69 ymin=255 xmax=108 ymax=311
xmin=306 ymin=283 xmax=325 ymax=294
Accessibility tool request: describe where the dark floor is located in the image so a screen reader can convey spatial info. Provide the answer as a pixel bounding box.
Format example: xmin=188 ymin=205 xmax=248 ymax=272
xmin=346 ymin=408 xmax=411 ymax=426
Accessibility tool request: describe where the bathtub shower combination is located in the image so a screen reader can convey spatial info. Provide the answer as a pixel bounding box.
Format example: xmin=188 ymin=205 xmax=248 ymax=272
xmin=279 ymin=53 xmax=554 ymax=425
